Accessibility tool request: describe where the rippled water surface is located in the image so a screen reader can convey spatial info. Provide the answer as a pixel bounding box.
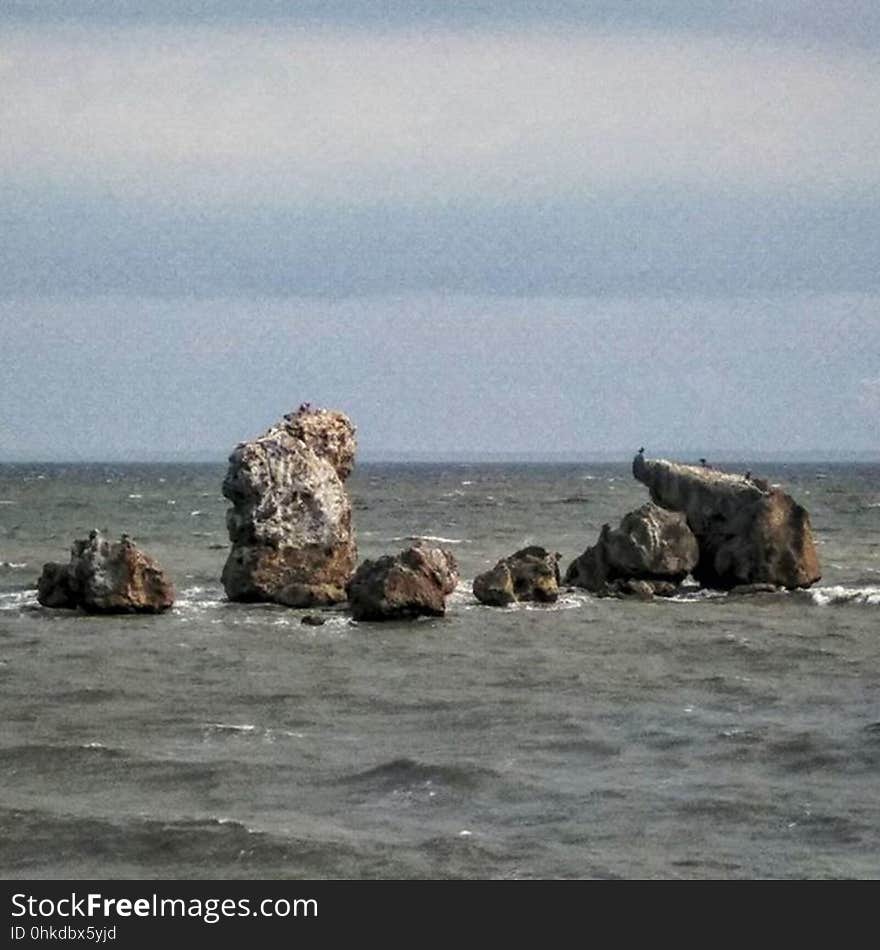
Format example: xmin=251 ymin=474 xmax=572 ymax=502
xmin=1 ymin=461 xmax=878 ymax=879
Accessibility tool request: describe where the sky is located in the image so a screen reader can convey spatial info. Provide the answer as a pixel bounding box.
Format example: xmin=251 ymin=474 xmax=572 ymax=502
xmin=1 ymin=2 xmax=878 ymax=460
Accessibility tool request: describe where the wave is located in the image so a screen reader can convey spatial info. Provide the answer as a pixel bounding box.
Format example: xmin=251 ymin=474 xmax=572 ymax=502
xmin=808 ymin=585 xmax=880 ymax=607
xmin=0 ymin=561 xmax=27 ymax=570
xmin=390 ymin=535 xmax=470 ymax=545
xmin=203 ymin=722 xmax=257 ymax=734
xmin=0 ymin=590 xmax=37 ymax=610
xmin=338 ymin=757 xmax=498 ymax=792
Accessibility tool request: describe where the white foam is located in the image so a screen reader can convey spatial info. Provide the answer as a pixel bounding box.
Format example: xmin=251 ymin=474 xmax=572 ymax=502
xmin=0 ymin=590 xmax=36 ymax=610
xmin=667 ymin=587 xmax=728 ymax=603
xmin=809 ymin=585 xmax=880 ymax=607
xmin=391 ymin=535 xmax=469 ymax=545
xmin=204 ymin=723 xmax=257 ymax=734
xmin=0 ymin=500 xmax=16 ymax=505
xmin=1 ymin=562 xmax=27 ymax=569
xmin=128 ymin=493 xmax=143 ymax=499
xmin=190 ymin=510 xmax=203 ymax=516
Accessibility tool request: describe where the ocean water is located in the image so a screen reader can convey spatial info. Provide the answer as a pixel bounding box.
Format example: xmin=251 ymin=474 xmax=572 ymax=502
xmin=0 ymin=461 xmax=878 ymax=880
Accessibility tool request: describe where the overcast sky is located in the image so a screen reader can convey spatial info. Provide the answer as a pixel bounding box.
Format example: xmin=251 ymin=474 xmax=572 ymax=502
xmin=1 ymin=2 xmax=878 ymax=460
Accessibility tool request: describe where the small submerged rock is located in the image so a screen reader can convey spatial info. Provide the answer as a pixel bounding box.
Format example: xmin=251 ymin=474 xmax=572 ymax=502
xmin=37 ymin=531 xmax=175 ymax=613
xmin=301 ymin=614 xmax=326 ymax=626
xmin=347 ymin=544 xmax=459 ymax=621
xmin=473 ymin=546 xmax=561 ymax=606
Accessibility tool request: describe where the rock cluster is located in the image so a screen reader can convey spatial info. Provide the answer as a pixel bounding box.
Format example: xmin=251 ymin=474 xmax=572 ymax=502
xmin=473 ymin=546 xmax=561 ymax=606
xmin=632 ymin=455 xmax=820 ymax=590
xmin=221 ymin=407 xmax=357 ymax=607
xmin=37 ymin=531 xmax=175 ymax=613
xmin=347 ymin=545 xmax=459 ymax=621
xmin=29 ymin=405 xmax=822 ymax=624
xmin=565 ymin=502 xmax=698 ymax=597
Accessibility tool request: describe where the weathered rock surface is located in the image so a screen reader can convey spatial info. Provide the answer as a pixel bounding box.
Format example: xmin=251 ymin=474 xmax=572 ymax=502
xmin=565 ymin=502 xmax=699 ymax=596
xmin=473 ymin=546 xmax=561 ymax=606
xmin=37 ymin=531 xmax=175 ymax=613
xmin=347 ymin=545 xmax=459 ymax=621
xmin=221 ymin=406 xmax=357 ymax=607
xmin=632 ymin=455 xmax=820 ymax=590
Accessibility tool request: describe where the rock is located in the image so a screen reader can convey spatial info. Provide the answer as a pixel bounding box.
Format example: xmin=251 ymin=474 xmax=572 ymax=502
xmin=301 ymin=614 xmax=326 ymax=626
xmin=347 ymin=545 xmax=459 ymax=621
xmin=473 ymin=546 xmax=561 ymax=606
xmin=221 ymin=406 xmax=357 ymax=607
xmin=37 ymin=531 xmax=175 ymax=613
xmin=616 ymin=579 xmax=656 ymax=600
xmin=632 ymin=455 xmax=821 ymax=590
xmin=564 ymin=502 xmax=698 ymax=595
xmin=728 ymin=583 xmax=780 ymax=596
xmin=36 ymin=561 xmax=78 ymax=608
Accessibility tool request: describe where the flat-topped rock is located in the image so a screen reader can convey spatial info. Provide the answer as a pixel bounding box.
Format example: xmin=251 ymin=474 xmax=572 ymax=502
xmin=221 ymin=406 xmax=357 ymax=607
xmin=632 ymin=455 xmax=820 ymax=590
xmin=37 ymin=531 xmax=175 ymax=613
xmin=347 ymin=545 xmax=459 ymax=621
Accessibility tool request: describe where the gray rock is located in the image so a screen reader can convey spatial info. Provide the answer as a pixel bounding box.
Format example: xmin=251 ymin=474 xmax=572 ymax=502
xmin=565 ymin=502 xmax=698 ymax=595
xmin=221 ymin=406 xmax=357 ymax=606
xmin=301 ymin=614 xmax=326 ymax=626
xmin=632 ymin=455 xmax=821 ymax=590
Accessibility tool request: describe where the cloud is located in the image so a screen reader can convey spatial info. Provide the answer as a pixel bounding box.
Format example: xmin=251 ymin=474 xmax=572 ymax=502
xmin=5 ymin=2 xmax=880 ymax=52
xmin=857 ymin=377 xmax=880 ymax=413
xmin=1 ymin=24 xmax=878 ymax=208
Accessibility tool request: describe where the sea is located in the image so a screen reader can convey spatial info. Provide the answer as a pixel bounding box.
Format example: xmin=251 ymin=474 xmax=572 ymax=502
xmin=0 ymin=460 xmax=878 ymax=880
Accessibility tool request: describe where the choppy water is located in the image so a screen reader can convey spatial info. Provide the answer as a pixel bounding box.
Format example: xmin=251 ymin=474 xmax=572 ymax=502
xmin=1 ymin=461 xmax=878 ymax=879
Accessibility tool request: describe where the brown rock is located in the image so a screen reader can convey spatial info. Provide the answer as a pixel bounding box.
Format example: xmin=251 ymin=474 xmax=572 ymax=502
xmin=347 ymin=545 xmax=459 ymax=621
xmin=473 ymin=546 xmax=561 ymax=606
xmin=37 ymin=531 xmax=175 ymax=613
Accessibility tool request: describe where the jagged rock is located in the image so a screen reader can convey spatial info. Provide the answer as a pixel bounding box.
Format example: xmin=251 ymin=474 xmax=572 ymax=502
xmin=36 ymin=561 xmax=78 ymax=608
xmin=347 ymin=545 xmax=459 ymax=621
xmin=632 ymin=455 xmax=821 ymax=590
xmin=473 ymin=546 xmax=561 ymax=606
xmin=37 ymin=531 xmax=175 ymax=613
xmin=564 ymin=502 xmax=698 ymax=595
xmin=221 ymin=406 xmax=357 ymax=607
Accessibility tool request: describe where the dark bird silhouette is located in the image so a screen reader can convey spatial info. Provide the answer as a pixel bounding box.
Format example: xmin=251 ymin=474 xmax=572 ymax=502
xmin=699 ymin=458 xmax=708 ymax=467
xmin=638 ymin=447 xmax=645 ymax=454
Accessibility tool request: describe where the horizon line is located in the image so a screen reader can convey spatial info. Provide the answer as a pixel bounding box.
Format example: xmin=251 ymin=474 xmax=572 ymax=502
xmin=0 ymin=451 xmax=878 ymax=466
